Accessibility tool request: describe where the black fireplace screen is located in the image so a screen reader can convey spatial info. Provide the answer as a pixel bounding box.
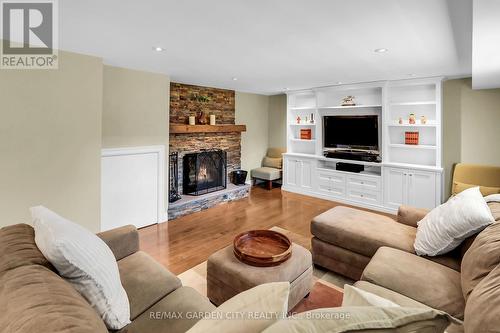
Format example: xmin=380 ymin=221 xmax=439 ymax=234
xmin=183 ymin=149 xmax=227 ymax=196
xmin=169 ymin=152 xmax=181 ymax=203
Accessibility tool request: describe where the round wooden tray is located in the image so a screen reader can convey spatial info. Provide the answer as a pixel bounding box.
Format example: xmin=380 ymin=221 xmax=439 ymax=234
xmin=233 ymin=230 xmax=292 ymax=267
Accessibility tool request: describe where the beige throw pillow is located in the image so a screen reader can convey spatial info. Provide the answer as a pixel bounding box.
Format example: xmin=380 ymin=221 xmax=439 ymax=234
xmin=186 ymin=282 xmax=289 ymax=333
xmin=262 ymin=307 xmax=450 ymax=333
xmin=342 ymin=285 xmax=400 ymax=308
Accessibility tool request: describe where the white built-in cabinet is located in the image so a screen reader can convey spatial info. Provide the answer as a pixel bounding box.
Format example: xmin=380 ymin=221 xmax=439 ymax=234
xmin=283 ymin=77 xmax=444 ymax=214
xmin=285 ymin=156 xmax=313 ymax=190
xmin=384 ymin=167 xmax=439 ymax=210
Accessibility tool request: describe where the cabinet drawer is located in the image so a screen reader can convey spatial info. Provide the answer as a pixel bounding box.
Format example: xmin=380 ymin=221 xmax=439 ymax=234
xmin=317 ymin=170 xmax=346 ymax=185
xmin=347 ymin=188 xmax=382 ymax=205
xmin=318 ymin=183 xmax=345 ymax=196
xmin=347 ymin=175 xmax=381 ymax=191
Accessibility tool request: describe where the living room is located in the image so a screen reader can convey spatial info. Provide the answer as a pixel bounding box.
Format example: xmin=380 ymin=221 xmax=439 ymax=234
xmin=1 ymin=1 xmax=500 ymax=332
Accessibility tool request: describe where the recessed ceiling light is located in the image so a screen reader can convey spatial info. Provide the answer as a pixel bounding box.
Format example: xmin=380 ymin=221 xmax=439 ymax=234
xmin=153 ymin=46 xmax=165 ymax=52
xmin=337 ymin=81 xmax=342 ymax=84
xmin=374 ymin=48 xmax=388 ymax=53
xmin=407 ymin=73 xmax=416 ymax=77
xmin=232 ymin=77 xmax=238 ymax=81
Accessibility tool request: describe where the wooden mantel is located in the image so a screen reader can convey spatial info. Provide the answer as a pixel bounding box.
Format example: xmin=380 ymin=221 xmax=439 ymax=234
xmin=170 ymin=124 xmax=246 ymax=134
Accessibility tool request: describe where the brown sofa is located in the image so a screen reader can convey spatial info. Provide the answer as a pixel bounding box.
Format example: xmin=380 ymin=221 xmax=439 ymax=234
xmin=311 ymin=163 xmax=500 ymax=332
xmin=0 ymin=224 xmax=215 ymax=333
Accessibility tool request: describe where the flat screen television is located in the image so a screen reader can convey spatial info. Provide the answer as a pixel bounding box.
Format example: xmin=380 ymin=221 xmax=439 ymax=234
xmin=323 ymin=115 xmax=379 ymax=151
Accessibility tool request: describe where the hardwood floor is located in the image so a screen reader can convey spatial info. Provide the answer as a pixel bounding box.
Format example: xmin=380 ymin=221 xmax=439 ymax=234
xmin=139 ymin=186 xmax=393 ymax=275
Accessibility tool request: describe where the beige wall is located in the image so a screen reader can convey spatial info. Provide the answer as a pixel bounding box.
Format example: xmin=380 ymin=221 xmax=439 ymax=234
xmin=443 ymin=77 xmax=500 ymax=198
xmin=102 ymin=66 xmax=170 ymax=148
xmin=268 ymin=94 xmax=287 ymax=149
xmin=0 ymin=51 xmax=103 ymax=232
xmin=102 ymin=65 xmax=170 ymax=211
xmin=235 ymin=92 xmax=270 ymax=178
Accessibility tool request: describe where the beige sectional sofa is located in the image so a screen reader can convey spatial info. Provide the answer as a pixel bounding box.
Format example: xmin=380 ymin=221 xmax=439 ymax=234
xmin=311 ymin=163 xmax=500 ymax=332
xmin=0 ymin=224 xmax=214 ymax=333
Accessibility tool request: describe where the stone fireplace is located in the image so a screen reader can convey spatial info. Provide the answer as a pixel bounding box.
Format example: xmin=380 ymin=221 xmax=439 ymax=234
xmin=168 ymin=82 xmax=250 ymax=219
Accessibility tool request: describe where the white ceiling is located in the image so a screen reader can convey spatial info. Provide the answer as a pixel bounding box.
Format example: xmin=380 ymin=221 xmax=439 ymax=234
xmin=59 ymin=0 xmax=472 ymax=95
xmin=472 ymin=0 xmax=500 ymax=89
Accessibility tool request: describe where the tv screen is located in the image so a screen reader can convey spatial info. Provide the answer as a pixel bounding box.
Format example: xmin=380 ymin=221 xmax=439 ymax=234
xmin=323 ymin=115 xmax=379 ymax=150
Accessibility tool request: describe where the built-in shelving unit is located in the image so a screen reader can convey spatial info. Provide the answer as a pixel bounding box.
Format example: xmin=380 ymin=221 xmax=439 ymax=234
xmin=385 ymin=78 xmax=441 ymax=168
xmin=283 ymin=77 xmax=444 ymax=214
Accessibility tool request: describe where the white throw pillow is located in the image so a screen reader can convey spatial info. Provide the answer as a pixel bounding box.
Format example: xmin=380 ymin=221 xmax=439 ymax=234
xmin=31 ymin=206 xmax=130 ymax=329
xmin=187 ymin=282 xmax=289 ymax=333
xmin=414 ymin=187 xmax=495 ymax=256
xmin=342 ymin=285 xmax=399 ymax=307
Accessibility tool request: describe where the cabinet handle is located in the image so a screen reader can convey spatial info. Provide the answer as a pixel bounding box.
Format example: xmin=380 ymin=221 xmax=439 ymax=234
xmin=360 ymin=181 xmax=364 ymax=184
xmin=360 ymin=194 xmax=364 ymax=197
xmin=403 ymin=173 xmax=407 ymax=176
xmin=409 ymin=174 xmax=413 ymax=177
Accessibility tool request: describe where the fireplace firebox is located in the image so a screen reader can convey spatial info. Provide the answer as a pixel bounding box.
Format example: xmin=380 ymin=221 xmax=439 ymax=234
xmin=183 ymin=149 xmax=227 ymax=196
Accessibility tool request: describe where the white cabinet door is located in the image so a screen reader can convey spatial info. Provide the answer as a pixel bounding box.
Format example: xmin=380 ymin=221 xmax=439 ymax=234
xmin=284 ymin=158 xmax=299 ymax=187
xmin=407 ymin=170 xmax=437 ymax=209
xmin=300 ymin=159 xmax=313 ymax=189
xmin=384 ymin=167 xmax=408 ymax=210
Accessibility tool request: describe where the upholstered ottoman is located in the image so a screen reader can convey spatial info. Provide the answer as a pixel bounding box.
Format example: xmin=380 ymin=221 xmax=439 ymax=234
xmin=311 ymin=206 xmax=417 ymax=280
xmin=207 ymin=241 xmax=313 ymax=311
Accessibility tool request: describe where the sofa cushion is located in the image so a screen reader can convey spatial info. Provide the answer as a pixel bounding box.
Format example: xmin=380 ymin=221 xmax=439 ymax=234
xmin=0 ymin=224 xmax=53 ymax=274
xmin=361 ymin=247 xmax=465 ymax=319
xmin=118 ymin=287 xmax=215 ymax=333
xmin=262 ymin=156 xmax=282 ymax=169
xmin=460 ymin=222 xmax=500 ymax=300
xmin=354 ymin=281 xmax=429 ymax=309
xmin=488 ymin=202 xmax=500 ymax=221
xmin=452 ymin=181 xmax=500 ymax=196
xmin=251 ymin=167 xmax=281 ymax=181
xmin=118 ymin=251 xmax=182 ymax=320
xmin=464 ymin=263 xmax=500 ymax=333
xmin=0 ymin=264 xmax=107 ymax=333
xmin=266 ymin=147 xmax=285 ymax=158
xmin=311 ymin=206 xmax=416 ymax=257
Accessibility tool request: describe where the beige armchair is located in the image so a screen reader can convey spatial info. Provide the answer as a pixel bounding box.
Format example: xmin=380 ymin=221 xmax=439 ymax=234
xmin=250 ymin=147 xmax=286 ymax=190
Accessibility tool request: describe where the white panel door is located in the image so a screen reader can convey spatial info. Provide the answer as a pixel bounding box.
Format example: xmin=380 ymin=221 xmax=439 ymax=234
xmin=101 ymin=149 xmax=163 ymax=231
xmin=285 ymin=158 xmax=299 ymax=187
xmin=407 ymin=170 xmax=437 ymax=209
xmin=384 ymin=167 xmax=408 ymax=210
xmin=300 ymin=160 xmax=313 ymax=189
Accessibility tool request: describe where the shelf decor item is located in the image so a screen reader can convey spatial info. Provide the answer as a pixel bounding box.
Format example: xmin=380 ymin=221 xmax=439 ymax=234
xmin=296 ymin=116 xmax=301 ymax=124
xmin=420 ymin=115 xmax=427 ymax=124
xmin=188 ymin=115 xmax=195 ymax=125
xmin=196 ymin=111 xmax=207 ymax=124
xmin=233 ymin=230 xmax=292 ymax=267
xmin=398 ymin=117 xmax=403 ymax=124
xmin=405 ymin=131 xmax=419 ymax=145
xmin=300 ymin=128 xmax=312 ymax=140
xmin=409 ymin=113 xmax=416 ymax=124
xmin=341 ymin=96 xmax=356 ymax=106
xmin=209 ymin=114 xmax=216 ymax=125
xmin=310 ymin=113 xmax=315 ymax=124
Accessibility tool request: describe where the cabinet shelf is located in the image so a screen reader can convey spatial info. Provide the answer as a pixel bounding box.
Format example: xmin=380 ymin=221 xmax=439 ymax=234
xmin=318 ymin=104 xmax=382 ymax=109
xmin=290 ymin=106 xmax=316 ymax=110
xmin=390 ymin=101 xmax=436 ymax=106
xmin=290 ymin=138 xmax=316 ymax=143
xmin=389 ymin=144 xmax=436 ymax=150
xmin=387 ymin=123 xmax=437 ymax=128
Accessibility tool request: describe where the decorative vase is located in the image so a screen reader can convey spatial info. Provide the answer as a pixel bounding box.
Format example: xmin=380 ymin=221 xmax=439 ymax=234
xmin=196 ymin=111 xmax=207 ymax=125
xmin=420 ymin=116 xmax=427 ymax=124
xmin=209 ymin=114 xmax=216 ymax=125
xmin=409 ymin=113 xmax=416 ymax=124
xmin=188 ymin=116 xmax=195 ymax=125
xmin=398 ymin=117 xmax=403 ymax=124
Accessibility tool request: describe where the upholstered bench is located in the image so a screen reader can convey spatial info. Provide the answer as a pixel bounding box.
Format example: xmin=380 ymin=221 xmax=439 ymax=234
xmin=207 ymin=239 xmax=313 ymax=311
